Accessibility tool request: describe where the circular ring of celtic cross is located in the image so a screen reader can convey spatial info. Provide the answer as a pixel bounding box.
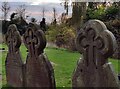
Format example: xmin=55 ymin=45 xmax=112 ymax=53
xmin=76 ymin=20 xmax=117 ymax=66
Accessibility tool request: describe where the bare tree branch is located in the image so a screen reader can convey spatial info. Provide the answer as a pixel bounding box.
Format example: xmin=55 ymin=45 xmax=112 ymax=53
xmin=1 ymin=2 xmax=10 ymax=20
xmin=16 ymin=4 xmax=27 ymax=19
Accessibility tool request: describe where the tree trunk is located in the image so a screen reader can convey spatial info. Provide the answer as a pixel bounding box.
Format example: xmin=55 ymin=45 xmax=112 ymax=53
xmin=72 ymin=2 xmax=87 ymax=30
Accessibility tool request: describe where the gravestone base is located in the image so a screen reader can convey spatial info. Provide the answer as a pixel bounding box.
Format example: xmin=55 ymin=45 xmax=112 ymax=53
xmin=6 ymin=52 xmax=23 ymax=87
xmin=25 ymin=54 xmax=55 ymax=88
xmin=72 ymin=60 xmax=120 ymax=88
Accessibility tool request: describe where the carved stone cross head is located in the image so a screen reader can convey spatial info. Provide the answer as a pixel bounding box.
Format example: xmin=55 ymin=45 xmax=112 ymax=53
xmin=23 ymin=24 xmax=46 ymax=56
xmin=76 ymin=20 xmax=117 ymax=66
xmin=5 ymin=24 xmax=21 ymax=53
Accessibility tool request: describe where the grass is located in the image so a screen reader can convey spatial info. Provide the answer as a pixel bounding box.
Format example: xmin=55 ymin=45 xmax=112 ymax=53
xmin=0 ymin=43 xmax=120 ymax=88
xmin=45 ymin=47 xmax=80 ymax=87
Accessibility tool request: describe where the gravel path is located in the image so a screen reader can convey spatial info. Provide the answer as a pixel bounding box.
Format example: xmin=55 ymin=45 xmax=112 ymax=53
xmin=46 ymin=42 xmax=57 ymax=48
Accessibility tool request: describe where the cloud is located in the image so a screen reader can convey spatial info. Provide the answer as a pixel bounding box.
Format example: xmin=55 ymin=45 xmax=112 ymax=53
xmin=30 ymin=0 xmax=61 ymax=5
xmin=0 ymin=0 xmax=61 ymax=3
xmin=30 ymin=2 xmax=41 ymax=5
xmin=26 ymin=10 xmax=54 ymax=18
xmin=0 ymin=2 xmax=71 ymax=23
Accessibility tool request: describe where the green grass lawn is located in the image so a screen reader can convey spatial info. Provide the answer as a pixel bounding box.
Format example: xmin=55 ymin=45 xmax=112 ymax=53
xmin=0 ymin=43 xmax=120 ymax=88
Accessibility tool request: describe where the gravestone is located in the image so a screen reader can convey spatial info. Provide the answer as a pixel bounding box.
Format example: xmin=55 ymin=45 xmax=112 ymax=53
xmin=23 ymin=25 xmax=56 ymax=88
xmin=105 ymin=22 xmax=120 ymax=59
xmin=72 ymin=20 xmax=120 ymax=88
xmin=5 ymin=24 xmax=24 ymax=87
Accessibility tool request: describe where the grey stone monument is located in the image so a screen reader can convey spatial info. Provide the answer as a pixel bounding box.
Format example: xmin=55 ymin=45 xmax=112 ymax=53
xmin=5 ymin=24 xmax=24 ymax=87
xmin=72 ymin=20 xmax=120 ymax=88
xmin=23 ymin=24 xmax=56 ymax=88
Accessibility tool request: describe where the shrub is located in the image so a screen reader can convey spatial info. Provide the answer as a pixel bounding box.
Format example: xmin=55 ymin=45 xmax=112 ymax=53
xmin=87 ymin=4 xmax=120 ymax=21
xmin=46 ymin=24 xmax=76 ymax=51
xmin=105 ymin=5 xmax=119 ymax=20
xmin=87 ymin=5 xmax=106 ymax=20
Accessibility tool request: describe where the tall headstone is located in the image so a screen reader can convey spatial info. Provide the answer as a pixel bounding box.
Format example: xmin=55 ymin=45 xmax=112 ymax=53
xmin=72 ymin=20 xmax=120 ymax=88
xmin=23 ymin=24 xmax=56 ymax=88
xmin=5 ymin=24 xmax=24 ymax=87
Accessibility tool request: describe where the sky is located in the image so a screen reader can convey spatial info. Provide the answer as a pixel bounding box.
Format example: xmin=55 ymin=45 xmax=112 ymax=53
xmin=1 ymin=0 xmax=120 ymax=2
xmin=0 ymin=0 xmax=62 ymax=3
xmin=0 ymin=0 xmax=72 ymax=23
xmin=1 ymin=0 xmax=118 ymax=23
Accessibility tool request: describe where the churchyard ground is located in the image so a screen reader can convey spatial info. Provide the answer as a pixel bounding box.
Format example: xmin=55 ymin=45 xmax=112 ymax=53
xmin=0 ymin=43 xmax=120 ymax=88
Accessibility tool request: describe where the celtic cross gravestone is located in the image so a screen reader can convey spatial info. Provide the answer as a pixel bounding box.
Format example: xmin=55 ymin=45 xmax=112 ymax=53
xmin=5 ymin=24 xmax=24 ymax=87
xmin=72 ymin=20 xmax=120 ymax=88
xmin=23 ymin=25 xmax=56 ymax=88
xmin=5 ymin=20 xmax=119 ymax=88
xmin=5 ymin=24 xmax=56 ymax=88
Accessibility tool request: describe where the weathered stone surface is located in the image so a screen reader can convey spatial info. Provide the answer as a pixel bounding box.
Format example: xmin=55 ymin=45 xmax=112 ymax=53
xmin=72 ymin=20 xmax=120 ymax=88
xmin=23 ymin=25 xmax=56 ymax=88
xmin=105 ymin=21 xmax=120 ymax=59
xmin=5 ymin=24 xmax=23 ymax=87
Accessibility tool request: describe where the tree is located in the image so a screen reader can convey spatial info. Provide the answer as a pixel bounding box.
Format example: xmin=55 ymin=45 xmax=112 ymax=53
xmin=72 ymin=2 xmax=87 ymax=29
xmin=53 ymin=8 xmax=56 ymax=20
xmin=52 ymin=8 xmax=57 ymax=25
xmin=42 ymin=8 xmax=45 ymax=18
xmin=88 ymin=2 xmax=99 ymax=10
xmin=60 ymin=0 xmax=69 ymax=15
xmin=64 ymin=0 xmax=69 ymax=15
xmin=1 ymin=2 xmax=10 ymax=20
xmin=87 ymin=2 xmax=107 ymax=21
xmin=16 ymin=4 xmax=26 ymax=19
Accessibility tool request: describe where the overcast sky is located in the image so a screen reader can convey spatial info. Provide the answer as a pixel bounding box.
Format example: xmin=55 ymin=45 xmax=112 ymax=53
xmin=0 ymin=0 xmax=72 ymax=23
xmin=0 ymin=0 xmax=62 ymax=3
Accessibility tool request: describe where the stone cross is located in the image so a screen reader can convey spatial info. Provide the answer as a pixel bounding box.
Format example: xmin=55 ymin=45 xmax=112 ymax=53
xmin=72 ymin=20 xmax=120 ymax=88
xmin=23 ymin=24 xmax=56 ymax=88
xmin=5 ymin=24 xmax=24 ymax=87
